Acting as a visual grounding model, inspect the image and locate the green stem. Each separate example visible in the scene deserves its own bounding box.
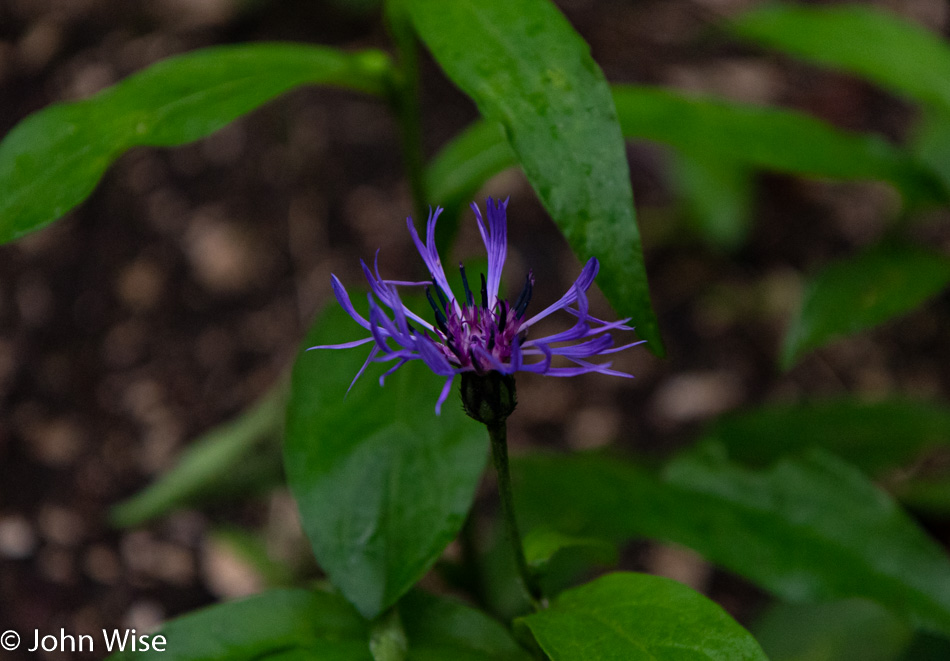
[487,420,544,610]
[385,0,428,218]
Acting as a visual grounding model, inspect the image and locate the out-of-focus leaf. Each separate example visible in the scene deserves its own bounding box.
[285,305,486,618]
[408,0,663,356]
[209,526,294,588]
[782,242,950,368]
[702,398,950,475]
[753,599,913,661]
[110,380,287,527]
[0,44,391,243]
[896,633,950,661]
[613,85,945,204]
[426,120,512,213]
[516,572,768,661]
[400,591,531,661]
[731,4,950,115]
[522,527,617,572]
[513,449,950,636]
[370,609,408,661]
[106,588,372,661]
[892,476,950,516]
[912,111,950,194]
[672,151,755,250]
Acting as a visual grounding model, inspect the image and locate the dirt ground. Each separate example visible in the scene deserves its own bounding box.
[2,1,950,659]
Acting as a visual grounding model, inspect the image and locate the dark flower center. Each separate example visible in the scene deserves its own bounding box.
[425,264,534,374]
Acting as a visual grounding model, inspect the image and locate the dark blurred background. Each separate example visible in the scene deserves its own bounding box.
[2,0,949,658]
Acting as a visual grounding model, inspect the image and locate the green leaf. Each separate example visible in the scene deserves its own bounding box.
[892,476,950,516]
[912,111,950,195]
[672,151,754,250]
[731,4,950,115]
[110,380,287,527]
[513,449,950,637]
[426,120,513,213]
[516,572,768,661]
[371,609,408,661]
[106,588,372,660]
[522,527,617,573]
[285,304,487,619]
[753,599,913,661]
[782,242,950,368]
[702,398,950,475]
[400,591,532,661]
[612,85,945,205]
[0,43,391,244]
[408,0,664,356]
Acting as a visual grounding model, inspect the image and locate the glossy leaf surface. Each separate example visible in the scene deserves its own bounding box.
[0,43,390,243]
[517,572,768,660]
[285,305,487,618]
[782,243,950,367]
[409,0,663,355]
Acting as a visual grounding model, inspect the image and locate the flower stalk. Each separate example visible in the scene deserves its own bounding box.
[487,418,544,610]
[460,371,542,608]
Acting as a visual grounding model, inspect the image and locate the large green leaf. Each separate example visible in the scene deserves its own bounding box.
[702,398,950,475]
[731,4,950,115]
[516,572,767,661]
[782,242,950,368]
[408,0,663,356]
[513,449,950,636]
[285,305,487,618]
[106,588,372,660]
[0,43,391,244]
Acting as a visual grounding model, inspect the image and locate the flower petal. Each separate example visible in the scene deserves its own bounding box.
[330,274,372,330]
[522,257,599,329]
[406,208,459,314]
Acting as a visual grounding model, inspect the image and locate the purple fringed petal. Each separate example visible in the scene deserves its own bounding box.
[346,344,381,394]
[472,197,508,306]
[415,335,457,377]
[522,257,599,329]
[378,358,409,386]
[331,275,372,330]
[434,376,455,414]
[406,208,459,314]
[316,198,642,414]
[363,258,435,332]
[307,336,376,351]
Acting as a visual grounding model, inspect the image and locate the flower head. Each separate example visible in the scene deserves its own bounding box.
[311,198,643,413]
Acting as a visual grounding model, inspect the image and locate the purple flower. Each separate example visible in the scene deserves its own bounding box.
[312,198,644,413]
